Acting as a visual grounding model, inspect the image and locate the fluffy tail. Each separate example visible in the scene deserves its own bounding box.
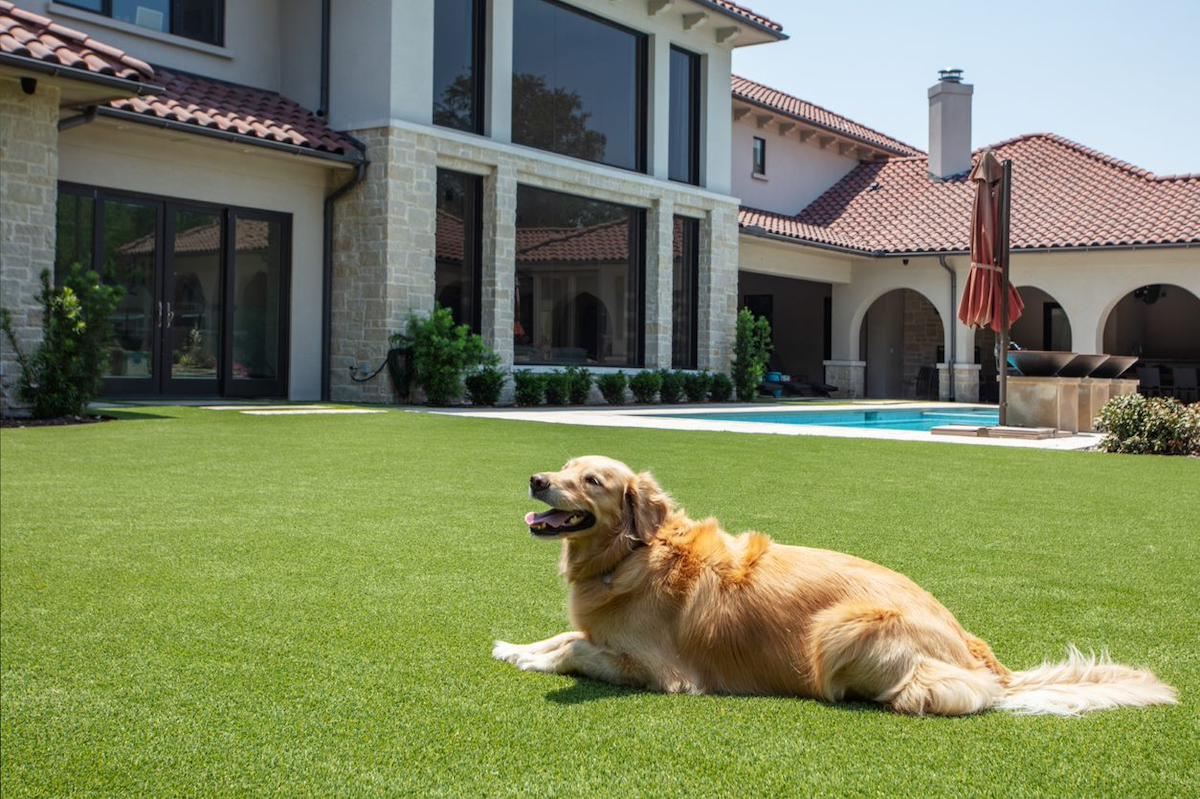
[995,645,1178,716]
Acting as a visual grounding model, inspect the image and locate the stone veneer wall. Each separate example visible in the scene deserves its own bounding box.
[902,289,944,399]
[0,81,59,415]
[329,124,741,403]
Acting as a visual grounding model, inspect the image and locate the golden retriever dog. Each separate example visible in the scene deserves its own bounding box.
[493,456,1177,716]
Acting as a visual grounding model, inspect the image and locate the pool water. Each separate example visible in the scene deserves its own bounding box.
[649,407,1000,432]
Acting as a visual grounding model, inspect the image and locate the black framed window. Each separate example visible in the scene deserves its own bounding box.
[512,0,647,172]
[514,185,645,366]
[752,136,766,175]
[671,216,699,369]
[55,183,289,398]
[435,169,483,332]
[668,46,701,185]
[433,0,486,134]
[60,0,224,46]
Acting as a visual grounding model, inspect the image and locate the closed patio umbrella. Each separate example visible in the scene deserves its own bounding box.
[957,149,1023,424]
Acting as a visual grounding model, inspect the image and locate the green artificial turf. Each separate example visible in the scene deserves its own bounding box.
[2,407,1197,795]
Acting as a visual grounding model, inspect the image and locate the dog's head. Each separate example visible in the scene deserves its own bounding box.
[526,456,672,545]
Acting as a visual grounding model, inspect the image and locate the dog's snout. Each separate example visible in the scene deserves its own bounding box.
[530,474,551,492]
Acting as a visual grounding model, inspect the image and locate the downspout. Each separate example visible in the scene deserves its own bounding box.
[321,157,368,402]
[937,255,957,402]
[317,0,330,118]
[58,105,98,131]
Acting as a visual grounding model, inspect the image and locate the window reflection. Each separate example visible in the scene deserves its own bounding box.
[433,0,484,133]
[514,186,643,366]
[672,217,699,369]
[232,217,283,380]
[435,170,482,331]
[512,0,645,171]
[668,47,700,185]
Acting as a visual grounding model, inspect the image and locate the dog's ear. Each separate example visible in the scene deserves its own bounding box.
[621,471,672,544]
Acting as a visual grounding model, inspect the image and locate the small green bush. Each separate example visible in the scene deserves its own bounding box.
[544,370,572,405]
[597,372,628,405]
[565,365,593,404]
[464,366,506,406]
[0,265,122,418]
[658,369,686,404]
[1095,393,1199,456]
[395,303,495,405]
[629,370,663,404]
[512,371,546,406]
[710,373,734,402]
[732,308,773,401]
[684,371,713,403]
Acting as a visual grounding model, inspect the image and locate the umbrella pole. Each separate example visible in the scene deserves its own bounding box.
[998,159,1013,426]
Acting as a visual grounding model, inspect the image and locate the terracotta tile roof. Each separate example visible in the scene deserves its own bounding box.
[732,75,923,157]
[105,67,359,158]
[705,1,784,34]
[516,220,631,263]
[743,133,1200,254]
[0,0,153,82]
[119,218,271,256]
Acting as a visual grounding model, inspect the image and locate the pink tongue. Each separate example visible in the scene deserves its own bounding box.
[525,510,575,528]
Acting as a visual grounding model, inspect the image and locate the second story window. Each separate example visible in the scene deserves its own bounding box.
[753,136,766,176]
[512,0,647,172]
[61,0,224,46]
[433,0,486,134]
[668,46,700,185]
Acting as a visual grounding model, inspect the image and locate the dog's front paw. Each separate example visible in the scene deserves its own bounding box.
[514,651,562,674]
[492,640,524,664]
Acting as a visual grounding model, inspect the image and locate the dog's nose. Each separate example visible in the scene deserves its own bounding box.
[530,474,550,492]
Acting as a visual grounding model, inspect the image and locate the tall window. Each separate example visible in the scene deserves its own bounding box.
[668,47,700,185]
[512,0,646,172]
[514,186,645,366]
[435,169,483,332]
[672,217,699,369]
[752,136,766,175]
[60,1,223,45]
[433,0,485,134]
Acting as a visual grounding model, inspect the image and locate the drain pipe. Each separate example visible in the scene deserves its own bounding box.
[317,0,330,118]
[58,105,98,132]
[938,255,957,402]
[321,157,368,401]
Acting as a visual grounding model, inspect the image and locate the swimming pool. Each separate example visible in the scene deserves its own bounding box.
[648,407,1000,432]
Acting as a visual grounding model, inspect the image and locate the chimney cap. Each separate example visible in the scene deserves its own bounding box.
[938,68,964,83]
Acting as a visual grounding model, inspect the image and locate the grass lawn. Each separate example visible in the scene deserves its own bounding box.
[2,406,1197,795]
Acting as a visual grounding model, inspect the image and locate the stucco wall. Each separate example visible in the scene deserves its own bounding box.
[58,121,341,401]
[0,79,58,415]
[730,115,860,214]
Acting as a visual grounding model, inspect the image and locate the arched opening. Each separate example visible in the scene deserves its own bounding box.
[973,285,1072,403]
[1102,284,1200,398]
[857,289,944,399]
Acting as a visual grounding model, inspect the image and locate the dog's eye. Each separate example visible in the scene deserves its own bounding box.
[585,475,602,487]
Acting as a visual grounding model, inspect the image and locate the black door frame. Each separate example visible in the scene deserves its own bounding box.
[58,182,291,399]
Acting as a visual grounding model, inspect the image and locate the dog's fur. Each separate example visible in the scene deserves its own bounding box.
[493,456,1177,716]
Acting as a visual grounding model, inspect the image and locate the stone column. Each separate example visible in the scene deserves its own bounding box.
[643,198,674,368]
[949,362,981,402]
[824,360,865,399]
[0,80,59,416]
[481,162,516,369]
[697,202,739,373]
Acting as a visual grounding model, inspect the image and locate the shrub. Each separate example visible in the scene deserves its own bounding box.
[709,373,734,403]
[629,370,663,404]
[731,308,773,401]
[658,369,686,404]
[544,370,572,405]
[684,371,713,403]
[597,371,628,405]
[394,304,495,406]
[1094,393,1199,456]
[0,265,122,418]
[464,366,506,406]
[565,365,593,405]
[512,371,546,406]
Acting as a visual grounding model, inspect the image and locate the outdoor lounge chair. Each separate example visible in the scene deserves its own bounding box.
[759,356,838,398]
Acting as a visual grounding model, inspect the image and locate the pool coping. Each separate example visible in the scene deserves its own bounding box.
[426,401,1103,451]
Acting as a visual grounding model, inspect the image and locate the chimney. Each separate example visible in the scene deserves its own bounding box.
[928,68,973,180]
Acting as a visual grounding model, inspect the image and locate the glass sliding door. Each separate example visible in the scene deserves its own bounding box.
[100,197,160,393]
[225,213,289,397]
[162,207,222,393]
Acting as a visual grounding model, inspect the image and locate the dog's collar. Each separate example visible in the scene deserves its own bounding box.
[600,538,649,586]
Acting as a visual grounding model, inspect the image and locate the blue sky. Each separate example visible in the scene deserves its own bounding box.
[730,0,1200,176]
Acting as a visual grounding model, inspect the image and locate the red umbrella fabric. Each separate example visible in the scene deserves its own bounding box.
[958,149,1024,332]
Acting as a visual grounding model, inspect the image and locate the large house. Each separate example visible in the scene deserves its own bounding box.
[1,1,1196,413]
